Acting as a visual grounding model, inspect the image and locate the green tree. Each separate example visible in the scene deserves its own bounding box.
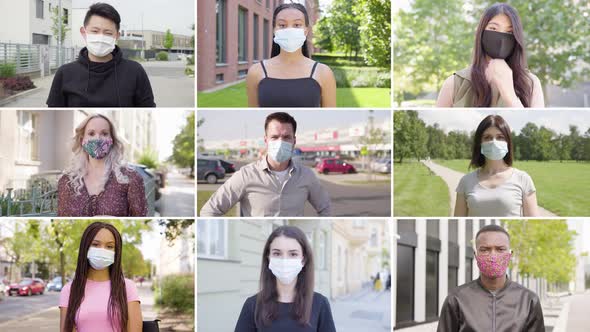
[354,0,391,67]
[50,6,70,45]
[393,111,428,163]
[197,117,205,153]
[163,29,174,51]
[324,0,362,58]
[313,16,334,52]
[171,112,195,176]
[137,148,160,169]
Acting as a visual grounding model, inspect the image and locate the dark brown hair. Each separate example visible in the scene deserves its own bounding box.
[271,3,310,58]
[470,3,533,107]
[470,115,513,169]
[65,222,128,332]
[264,112,297,134]
[255,226,314,327]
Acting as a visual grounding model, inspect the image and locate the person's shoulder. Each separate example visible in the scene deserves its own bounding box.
[511,168,533,180]
[507,280,540,301]
[298,163,317,177]
[312,292,330,305]
[58,60,83,73]
[119,57,145,70]
[61,280,73,292]
[121,166,141,177]
[454,66,472,81]
[460,169,478,182]
[124,278,137,286]
[526,71,541,84]
[445,279,479,301]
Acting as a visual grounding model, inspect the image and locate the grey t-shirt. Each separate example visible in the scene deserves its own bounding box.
[456,168,536,217]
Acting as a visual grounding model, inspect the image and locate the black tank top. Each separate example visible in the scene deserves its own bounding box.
[258,61,322,107]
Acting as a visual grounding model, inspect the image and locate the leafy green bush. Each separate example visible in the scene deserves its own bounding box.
[155,274,194,314]
[185,66,194,76]
[186,55,194,65]
[137,149,159,169]
[156,51,168,61]
[331,67,390,88]
[0,63,16,78]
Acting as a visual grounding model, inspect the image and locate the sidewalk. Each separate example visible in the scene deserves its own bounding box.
[317,172,391,186]
[0,307,59,331]
[422,160,557,216]
[332,286,391,332]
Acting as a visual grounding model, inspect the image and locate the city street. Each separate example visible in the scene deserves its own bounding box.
[157,171,196,217]
[0,291,60,324]
[332,287,391,332]
[197,160,391,216]
[1,60,194,108]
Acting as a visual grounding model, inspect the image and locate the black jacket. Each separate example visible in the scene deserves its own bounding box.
[437,278,545,332]
[47,46,155,107]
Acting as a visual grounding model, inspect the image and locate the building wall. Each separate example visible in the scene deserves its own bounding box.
[158,226,194,276]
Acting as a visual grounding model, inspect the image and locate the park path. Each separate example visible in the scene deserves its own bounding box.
[421,160,557,217]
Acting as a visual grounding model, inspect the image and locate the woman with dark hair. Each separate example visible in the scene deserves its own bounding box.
[455,115,539,217]
[234,226,336,331]
[246,3,336,108]
[59,222,142,332]
[436,3,544,107]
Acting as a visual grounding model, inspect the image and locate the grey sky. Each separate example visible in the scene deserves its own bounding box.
[73,0,194,35]
[198,110,391,141]
[415,110,590,135]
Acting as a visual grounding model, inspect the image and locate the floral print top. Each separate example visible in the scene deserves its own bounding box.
[57,168,148,217]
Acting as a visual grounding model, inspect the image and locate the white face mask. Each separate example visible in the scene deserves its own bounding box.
[87,247,115,270]
[267,139,293,163]
[268,257,304,285]
[481,139,509,161]
[84,29,116,57]
[273,28,306,53]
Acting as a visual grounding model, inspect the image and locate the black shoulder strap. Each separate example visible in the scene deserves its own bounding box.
[260,61,268,78]
[310,61,319,78]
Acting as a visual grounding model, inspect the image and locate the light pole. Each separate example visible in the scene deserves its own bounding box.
[57,0,62,67]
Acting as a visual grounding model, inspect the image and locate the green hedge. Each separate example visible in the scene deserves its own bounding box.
[312,54,390,88]
[156,51,168,61]
[155,274,194,314]
[0,63,16,78]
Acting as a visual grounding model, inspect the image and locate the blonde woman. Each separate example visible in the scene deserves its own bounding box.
[57,114,147,216]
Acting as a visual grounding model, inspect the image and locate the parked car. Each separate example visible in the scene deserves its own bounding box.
[8,278,45,296]
[197,158,226,184]
[128,164,159,216]
[219,160,236,174]
[316,158,357,174]
[370,158,391,173]
[47,276,66,292]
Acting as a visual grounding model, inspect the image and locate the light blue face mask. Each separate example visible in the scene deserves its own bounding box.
[481,139,508,160]
[267,140,293,163]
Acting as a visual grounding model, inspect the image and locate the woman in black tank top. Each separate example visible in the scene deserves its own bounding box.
[246,3,336,108]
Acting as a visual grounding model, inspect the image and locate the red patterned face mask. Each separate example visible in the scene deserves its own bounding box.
[475,252,511,279]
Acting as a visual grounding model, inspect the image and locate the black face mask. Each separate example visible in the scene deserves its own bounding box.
[481,30,515,59]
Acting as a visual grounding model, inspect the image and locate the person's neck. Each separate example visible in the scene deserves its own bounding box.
[276,49,305,64]
[480,274,507,292]
[88,52,113,63]
[87,157,106,173]
[276,281,296,303]
[266,155,290,172]
[481,160,509,174]
[87,268,110,282]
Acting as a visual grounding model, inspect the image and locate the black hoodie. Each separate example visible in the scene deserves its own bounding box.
[47,46,156,107]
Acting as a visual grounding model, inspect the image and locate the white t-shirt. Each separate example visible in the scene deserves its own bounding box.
[270,169,290,184]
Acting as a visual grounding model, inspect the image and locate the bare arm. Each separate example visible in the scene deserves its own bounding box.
[318,64,336,107]
[60,307,77,332]
[246,63,262,107]
[127,301,143,332]
[454,193,468,217]
[436,75,454,107]
[523,191,539,217]
[530,74,545,107]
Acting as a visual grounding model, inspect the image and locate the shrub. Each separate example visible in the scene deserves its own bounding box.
[155,274,194,314]
[0,63,16,78]
[331,67,390,88]
[156,51,169,61]
[185,66,194,76]
[186,55,195,65]
[1,76,35,91]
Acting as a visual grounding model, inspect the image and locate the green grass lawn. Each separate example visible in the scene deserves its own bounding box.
[197,190,237,217]
[394,161,449,216]
[197,81,390,108]
[435,159,590,216]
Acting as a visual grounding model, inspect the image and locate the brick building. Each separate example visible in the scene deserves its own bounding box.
[197,0,319,91]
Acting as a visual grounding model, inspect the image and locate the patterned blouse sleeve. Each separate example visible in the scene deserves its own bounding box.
[57,175,70,216]
[127,169,148,216]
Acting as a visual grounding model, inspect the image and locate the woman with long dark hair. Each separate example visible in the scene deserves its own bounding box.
[455,115,539,217]
[59,222,142,332]
[234,226,336,331]
[436,3,544,107]
[246,3,336,107]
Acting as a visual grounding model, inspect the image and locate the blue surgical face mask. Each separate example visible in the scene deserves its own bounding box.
[481,139,509,160]
[267,139,293,163]
[87,247,115,270]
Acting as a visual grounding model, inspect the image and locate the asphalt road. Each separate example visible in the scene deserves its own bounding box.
[0,291,60,324]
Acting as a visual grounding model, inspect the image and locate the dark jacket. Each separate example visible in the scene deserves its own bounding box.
[47,46,155,107]
[437,277,545,332]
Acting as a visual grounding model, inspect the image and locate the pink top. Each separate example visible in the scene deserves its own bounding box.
[59,278,140,332]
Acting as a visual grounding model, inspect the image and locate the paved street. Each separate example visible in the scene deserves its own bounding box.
[0,291,60,324]
[157,171,196,217]
[332,287,391,332]
[197,160,391,216]
[1,60,194,108]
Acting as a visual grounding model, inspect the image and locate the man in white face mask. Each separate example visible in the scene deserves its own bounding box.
[47,3,155,107]
[201,112,332,217]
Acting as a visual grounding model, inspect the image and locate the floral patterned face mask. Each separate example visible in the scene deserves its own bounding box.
[475,251,511,279]
[82,138,113,159]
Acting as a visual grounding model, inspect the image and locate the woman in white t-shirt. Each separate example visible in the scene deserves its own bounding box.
[455,115,539,217]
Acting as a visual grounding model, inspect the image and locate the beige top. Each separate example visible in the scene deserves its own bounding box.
[453,67,506,107]
[200,158,332,217]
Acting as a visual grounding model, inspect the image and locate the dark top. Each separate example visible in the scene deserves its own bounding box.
[57,168,148,217]
[47,46,156,107]
[258,61,322,107]
[235,292,336,332]
[437,278,545,332]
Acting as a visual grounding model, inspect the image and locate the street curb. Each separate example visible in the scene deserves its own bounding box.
[0,306,57,328]
[0,87,42,106]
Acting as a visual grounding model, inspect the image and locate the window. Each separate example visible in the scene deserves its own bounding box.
[17,111,39,161]
[337,246,342,282]
[238,69,248,78]
[266,0,270,10]
[425,250,439,320]
[318,231,326,269]
[253,14,259,60]
[63,8,69,24]
[197,220,227,259]
[216,73,224,84]
[216,0,226,63]
[36,0,44,19]
[465,258,473,282]
[238,7,248,62]
[396,244,414,325]
[263,19,269,59]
